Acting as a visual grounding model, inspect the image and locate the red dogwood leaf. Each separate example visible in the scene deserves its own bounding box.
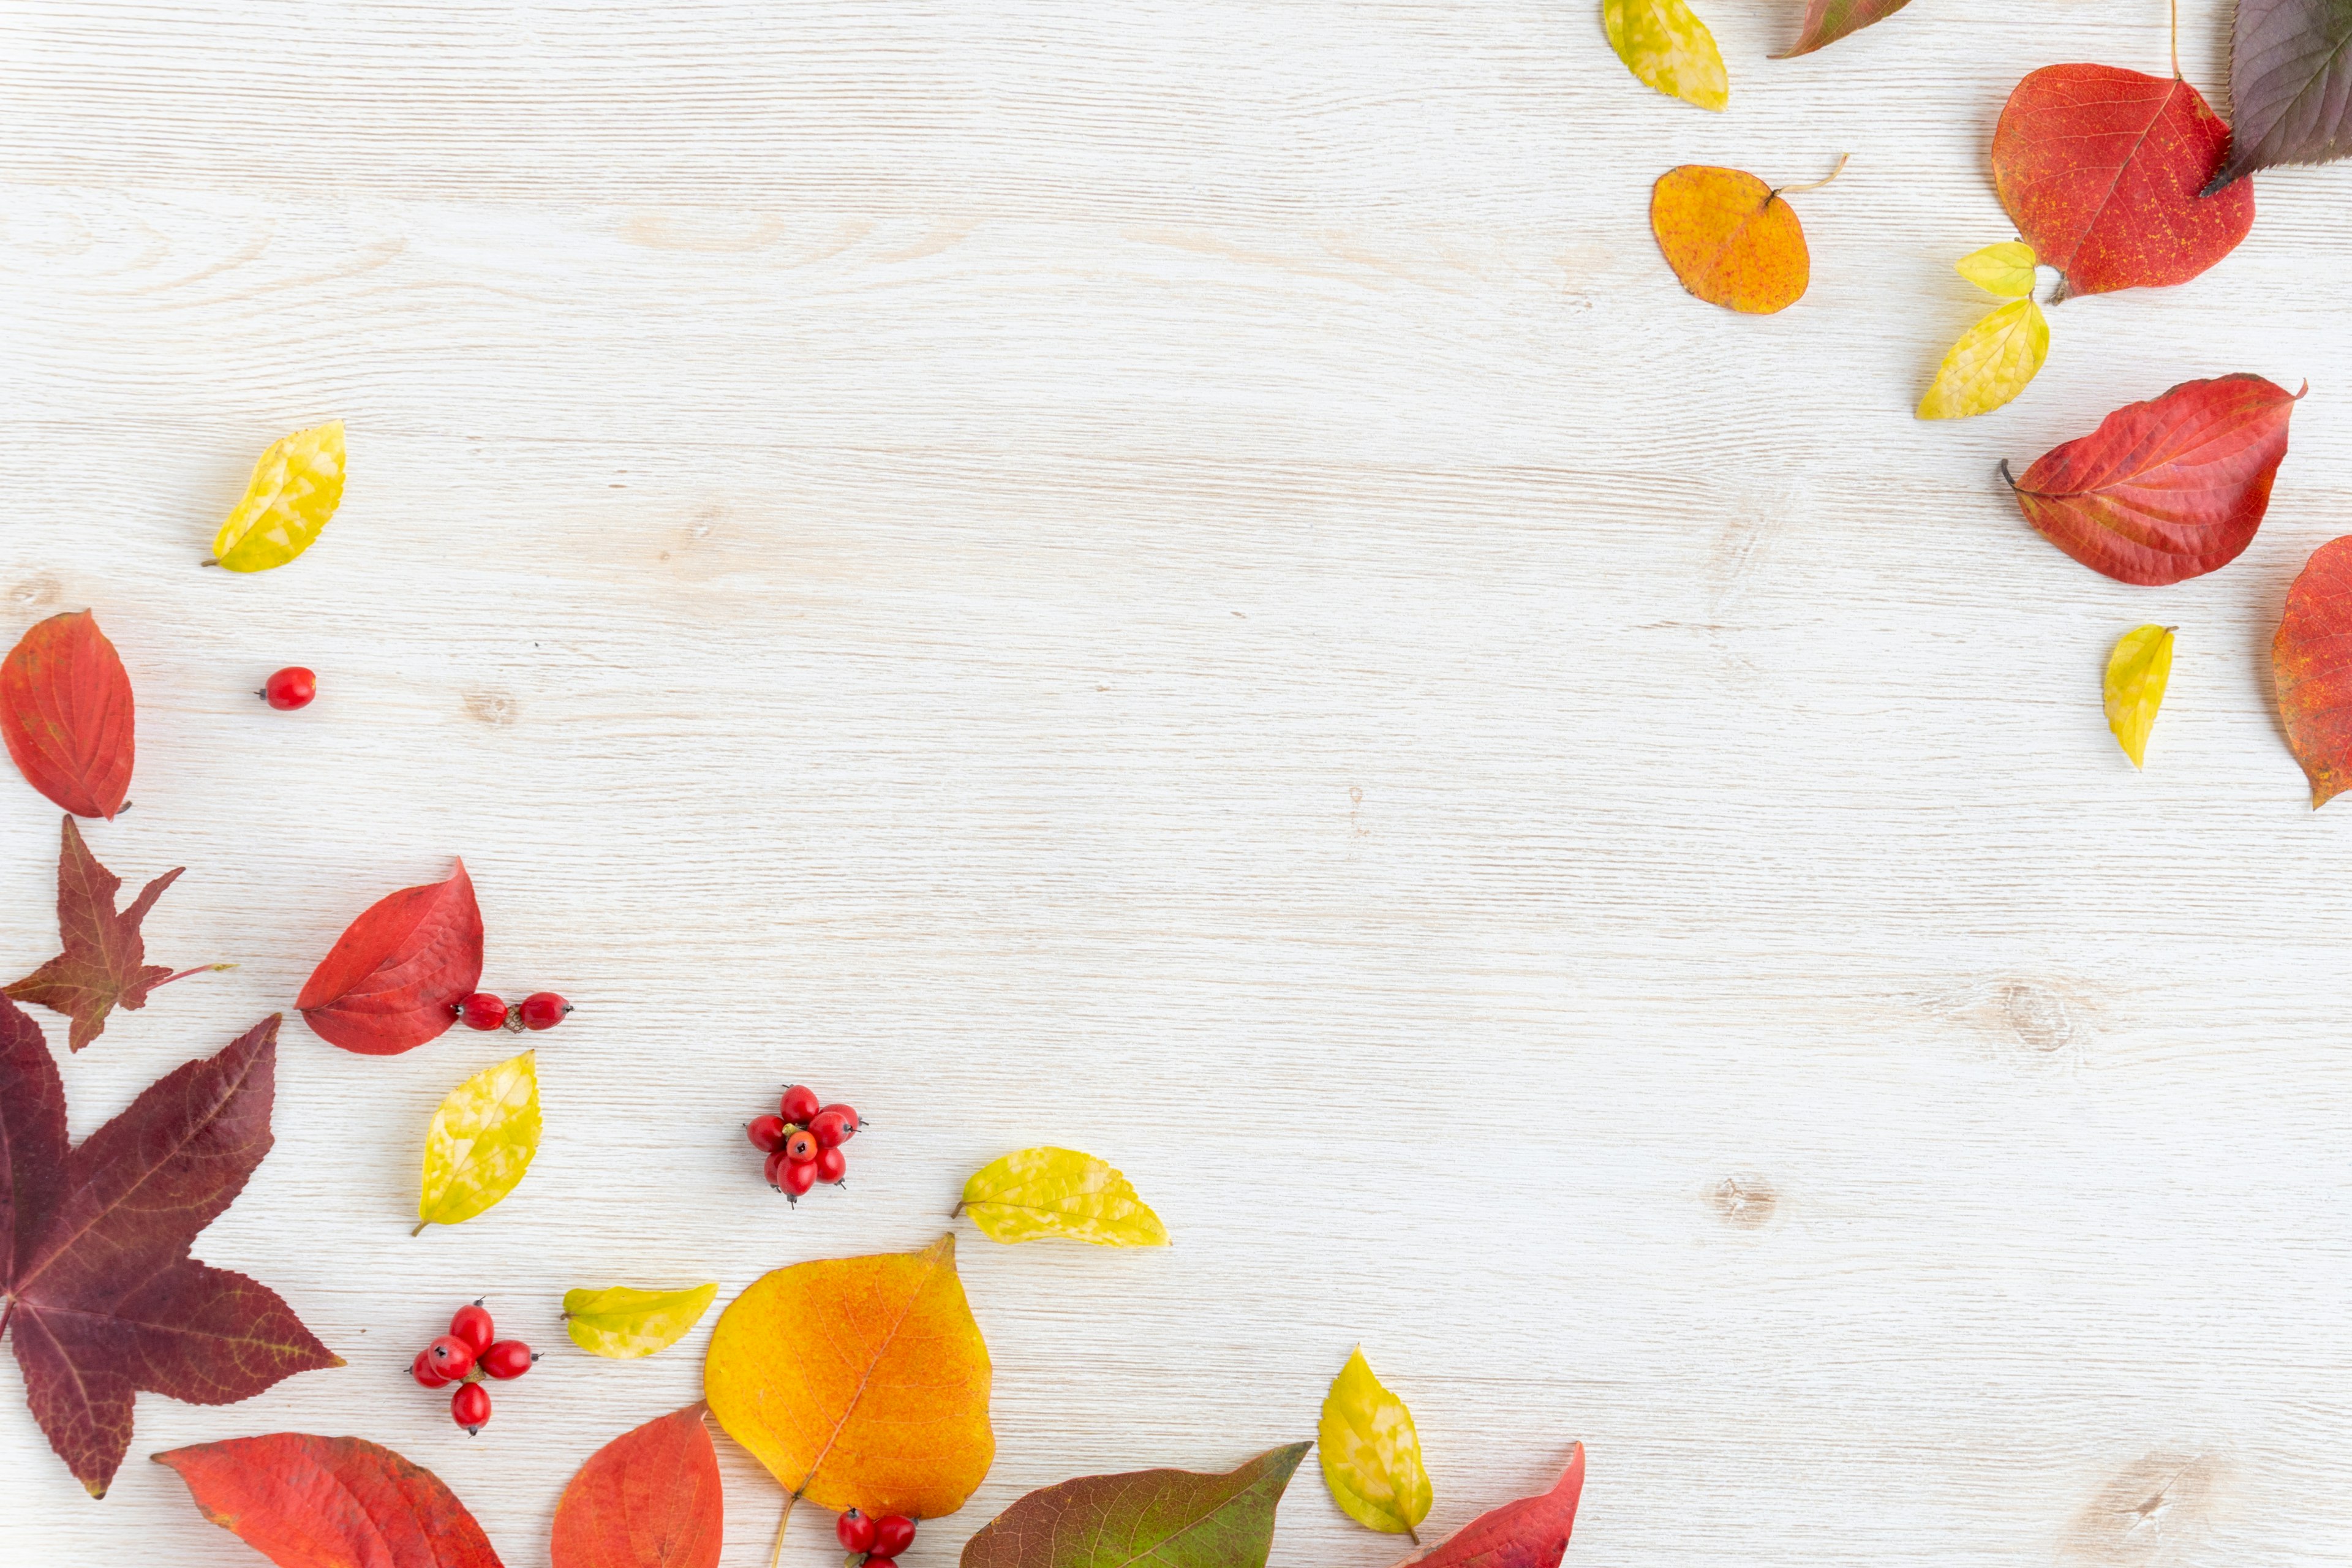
[2274,536,2352,807]
[0,1007,340,1496]
[297,859,483,1054]
[1771,0,1912,58]
[2000,374,2303,585]
[156,1433,503,1567]
[0,610,134,820]
[1991,65,2254,296]
[1393,1445,1585,1568]
[5,816,228,1052]
[552,1404,725,1568]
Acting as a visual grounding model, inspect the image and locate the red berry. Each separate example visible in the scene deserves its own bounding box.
[411,1349,451,1389]
[785,1128,819,1163]
[747,1114,788,1153]
[781,1158,818,1200]
[780,1084,822,1124]
[818,1104,861,1142]
[262,666,317,710]
[451,1380,492,1434]
[479,1339,537,1379]
[449,1302,496,1355]
[872,1515,917,1557]
[837,1511,878,1553]
[455,992,508,1031]
[808,1109,850,1149]
[815,1145,847,1184]
[867,1559,897,1568]
[425,1335,477,1379]
[763,1148,792,1187]
[518,992,571,1030]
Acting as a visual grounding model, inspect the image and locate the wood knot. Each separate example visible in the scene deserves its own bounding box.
[9,573,60,610]
[1709,1172,1777,1229]
[1999,980,2078,1054]
[2061,1451,2225,1564]
[463,688,520,727]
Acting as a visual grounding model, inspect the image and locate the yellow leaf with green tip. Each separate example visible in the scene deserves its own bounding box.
[2105,624,2174,769]
[1954,241,2037,298]
[1318,1346,1432,1537]
[563,1283,719,1359]
[959,1146,1169,1246]
[1917,297,2048,420]
[415,1050,539,1234]
[211,422,346,571]
[1604,0,1728,111]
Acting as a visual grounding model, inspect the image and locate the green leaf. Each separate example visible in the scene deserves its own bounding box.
[959,1147,1169,1246]
[562,1283,719,1359]
[1318,1346,1431,1536]
[960,1444,1308,1568]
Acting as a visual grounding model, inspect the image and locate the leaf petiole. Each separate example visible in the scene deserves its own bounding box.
[770,1492,799,1568]
[1772,151,1850,198]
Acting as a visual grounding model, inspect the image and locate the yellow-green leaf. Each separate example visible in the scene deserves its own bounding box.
[959,1147,1169,1246]
[562,1282,719,1359]
[211,421,346,572]
[1317,1346,1431,1537]
[1917,298,2049,420]
[1954,241,2037,298]
[415,1050,540,1234]
[2105,624,2174,769]
[1604,0,1728,112]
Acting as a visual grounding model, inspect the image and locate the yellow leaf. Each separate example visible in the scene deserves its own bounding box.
[562,1283,719,1359]
[1317,1346,1431,1538]
[2105,624,2174,769]
[211,421,346,572]
[1954,241,2037,298]
[959,1147,1169,1246]
[704,1234,992,1518]
[1916,298,2048,420]
[415,1050,540,1234]
[1604,0,1728,112]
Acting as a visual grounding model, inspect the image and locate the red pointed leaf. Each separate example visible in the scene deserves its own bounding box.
[1771,0,1912,58]
[0,609,134,819]
[552,1404,725,1568]
[1395,1445,1585,1568]
[2209,0,2352,190]
[1991,65,2254,296]
[0,1009,339,1494]
[2005,375,2302,585]
[2274,536,2352,807]
[156,1433,503,1567]
[296,859,483,1054]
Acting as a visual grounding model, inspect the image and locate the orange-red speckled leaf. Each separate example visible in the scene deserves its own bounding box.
[552,1405,724,1568]
[1650,166,1810,314]
[0,611,133,820]
[2274,536,2352,807]
[156,1433,500,1567]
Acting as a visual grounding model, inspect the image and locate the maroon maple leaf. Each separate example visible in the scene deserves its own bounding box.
[0,1001,341,1496]
[5,815,226,1052]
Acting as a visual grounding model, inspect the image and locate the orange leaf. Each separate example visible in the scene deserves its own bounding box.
[1649,166,1812,314]
[0,609,134,820]
[155,1433,499,1567]
[2274,536,2352,807]
[552,1405,725,1568]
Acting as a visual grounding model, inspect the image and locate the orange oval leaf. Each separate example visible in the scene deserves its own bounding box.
[552,1405,724,1568]
[296,860,484,1054]
[155,1433,502,1567]
[1649,167,1810,315]
[0,610,134,820]
[2275,536,2352,808]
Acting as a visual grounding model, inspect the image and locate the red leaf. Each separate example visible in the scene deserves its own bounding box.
[2003,375,2303,585]
[156,1433,503,1567]
[1991,66,2254,296]
[0,609,134,820]
[2274,537,2352,807]
[296,859,484,1054]
[1395,1445,1585,1568]
[552,1404,725,1568]
[0,1007,340,1495]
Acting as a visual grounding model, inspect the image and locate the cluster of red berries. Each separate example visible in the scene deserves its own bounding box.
[454,990,573,1032]
[410,1302,539,1434]
[259,666,317,710]
[747,1084,861,1202]
[837,1510,919,1565]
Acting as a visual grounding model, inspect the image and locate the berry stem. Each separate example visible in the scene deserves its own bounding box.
[769,1494,799,1568]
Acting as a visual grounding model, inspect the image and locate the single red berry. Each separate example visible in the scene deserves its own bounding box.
[867,1558,897,1568]
[412,1349,452,1389]
[479,1339,537,1379]
[780,1084,822,1124]
[808,1109,851,1149]
[815,1145,847,1184]
[425,1335,477,1379]
[763,1148,792,1188]
[818,1103,861,1141]
[451,1379,492,1434]
[785,1128,819,1163]
[872,1515,917,1557]
[455,992,508,1031]
[837,1510,878,1553]
[781,1158,818,1200]
[450,1301,496,1356]
[261,666,317,710]
[518,992,571,1030]
[747,1114,788,1153]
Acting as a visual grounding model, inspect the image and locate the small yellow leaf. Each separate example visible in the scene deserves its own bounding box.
[415,1050,540,1234]
[1954,241,2038,298]
[2105,624,2174,769]
[1317,1346,1431,1537]
[1604,0,1728,112]
[959,1147,1170,1246]
[211,422,346,572]
[563,1283,719,1359]
[1917,297,2049,420]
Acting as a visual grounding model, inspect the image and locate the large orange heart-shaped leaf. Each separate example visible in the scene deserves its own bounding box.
[154,1433,502,1567]
[296,860,484,1054]
[704,1234,992,1520]
[0,609,134,820]
[2274,536,2352,807]
[552,1405,724,1568]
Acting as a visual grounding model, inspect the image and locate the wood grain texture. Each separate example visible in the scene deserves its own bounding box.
[5,1,2352,1564]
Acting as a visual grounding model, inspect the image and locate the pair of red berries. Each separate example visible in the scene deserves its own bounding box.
[410,1301,539,1434]
[837,1509,918,1564]
[747,1084,861,1202]
[259,666,317,710]
[455,990,573,1032]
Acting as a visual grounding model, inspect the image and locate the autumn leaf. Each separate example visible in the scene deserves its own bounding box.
[959,1147,1169,1246]
[211,421,347,572]
[960,1444,1309,1568]
[1953,241,2037,298]
[416,1050,540,1234]
[1918,298,2049,420]
[2105,625,2175,769]
[2274,537,2352,806]
[1,609,134,820]
[1603,0,1727,111]
[2208,0,2352,190]
[704,1234,992,1520]
[1389,1446,1586,1568]
[2000,375,2302,584]
[1319,1346,1431,1538]
[156,1433,501,1566]
[1991,65,2253,297]
[1772,0,1912,58]
[297,859,484,1054]
[1649,159,1846,315]
[0,1006,340,1496]
[564,1283,719,1359]
[552,1405,725,1568]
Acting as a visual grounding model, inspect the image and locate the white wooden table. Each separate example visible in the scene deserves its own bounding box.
[6,2,2350,1564]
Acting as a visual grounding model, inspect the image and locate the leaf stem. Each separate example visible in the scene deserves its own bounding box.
[2169,0,2181,79]
[1997,459,2019,491]
[153,962,238,989]
[1773,152,1850,198]
[411,1219,431,1237]
[770,1493,799,1568]
[1408,1525,1422,1545]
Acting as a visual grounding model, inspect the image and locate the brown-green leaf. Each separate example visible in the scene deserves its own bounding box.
[959,1444,1308,1568]
[1772,0,1912,57]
